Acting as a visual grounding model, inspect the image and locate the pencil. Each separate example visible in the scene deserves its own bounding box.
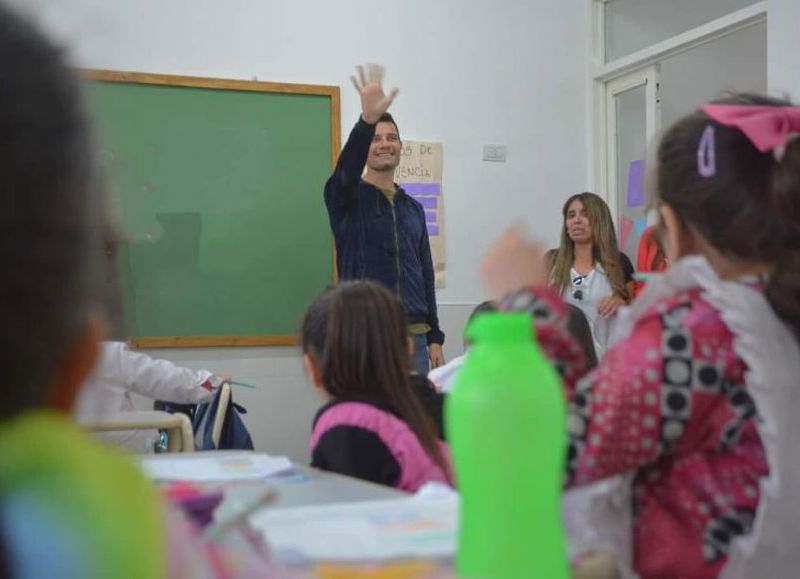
[202,488,277,542]
[228,380,257,389]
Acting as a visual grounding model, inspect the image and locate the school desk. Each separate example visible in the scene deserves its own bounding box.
[145,452,618,578]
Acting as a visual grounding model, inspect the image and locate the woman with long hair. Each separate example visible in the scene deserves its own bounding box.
[548,192,635,354]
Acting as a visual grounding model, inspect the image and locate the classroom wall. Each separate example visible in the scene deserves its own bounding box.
[603,0,759,62]
[768,0,800,100]
[14,0,590,461]
[659,21,766,129]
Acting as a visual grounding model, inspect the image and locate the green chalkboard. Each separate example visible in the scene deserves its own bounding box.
[85,71,340,347]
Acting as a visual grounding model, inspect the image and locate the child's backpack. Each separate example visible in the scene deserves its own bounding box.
[193,383,254,450]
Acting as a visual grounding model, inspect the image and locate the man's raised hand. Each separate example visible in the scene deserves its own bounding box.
[351,64,399,125]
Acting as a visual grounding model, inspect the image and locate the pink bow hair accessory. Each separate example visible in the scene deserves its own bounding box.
[702,104,800,161]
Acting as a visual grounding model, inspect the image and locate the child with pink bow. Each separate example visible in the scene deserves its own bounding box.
[481,94,800,578]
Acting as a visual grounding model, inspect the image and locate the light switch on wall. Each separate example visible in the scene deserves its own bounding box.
[483,144,507,162]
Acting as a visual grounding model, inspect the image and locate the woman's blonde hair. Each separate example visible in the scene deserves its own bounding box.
[549,192,629,300]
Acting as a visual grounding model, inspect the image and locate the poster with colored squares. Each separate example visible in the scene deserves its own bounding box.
[395,141,446,288]
[619,159,650,262]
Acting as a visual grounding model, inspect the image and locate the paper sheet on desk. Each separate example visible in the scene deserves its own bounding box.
[252,480,628,567]
[140,453,292,482]
[251,482,459,562]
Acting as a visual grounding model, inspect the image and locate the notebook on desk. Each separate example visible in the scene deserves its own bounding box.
[139,452,292,482]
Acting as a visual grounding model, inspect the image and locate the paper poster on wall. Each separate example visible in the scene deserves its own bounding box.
[620,216,634,250]
[396,141,446,288]
[627,160,645,209]
[635,216,649,237]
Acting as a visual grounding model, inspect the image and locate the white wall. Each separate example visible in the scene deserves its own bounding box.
[12,0,590,461]
[659,21,767,129]
[604,0,760,61]
[768,0,800,99]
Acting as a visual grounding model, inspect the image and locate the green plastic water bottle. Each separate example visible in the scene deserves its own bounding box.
[446,312,568,579]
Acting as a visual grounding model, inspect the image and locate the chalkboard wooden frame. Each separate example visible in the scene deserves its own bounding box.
[84,69,340,348]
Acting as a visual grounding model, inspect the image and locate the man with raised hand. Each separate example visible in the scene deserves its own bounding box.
[324,64,445,374]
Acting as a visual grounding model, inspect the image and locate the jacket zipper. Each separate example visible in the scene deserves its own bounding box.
[390,200,401,294]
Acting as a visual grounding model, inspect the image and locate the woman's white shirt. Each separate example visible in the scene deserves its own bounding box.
[564,264,615,357]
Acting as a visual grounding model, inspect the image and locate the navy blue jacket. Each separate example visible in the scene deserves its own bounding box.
[324,118,444,345]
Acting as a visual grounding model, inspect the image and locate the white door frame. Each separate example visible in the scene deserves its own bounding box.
[601,66,660,223]
[593,1,767,82]
[587,0,768,198]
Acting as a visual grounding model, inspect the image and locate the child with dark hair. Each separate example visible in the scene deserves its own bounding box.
[481,94,800,577]
[428,301,597,394]
[565,304,598,370]
[302,281,452,491]
[0,4,270,576]
[428,301,497,392]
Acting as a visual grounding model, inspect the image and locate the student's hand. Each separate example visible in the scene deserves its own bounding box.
[429,344,445,369]
[350,63,399,125]
[480,225,548,302]
[205,374,232,392]
[598,295,626,318]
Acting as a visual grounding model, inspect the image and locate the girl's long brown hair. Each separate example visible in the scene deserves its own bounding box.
[549,192,629,300]
[301,281,449,477]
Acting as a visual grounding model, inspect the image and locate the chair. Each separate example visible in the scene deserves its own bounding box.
[78,410,195,453]
[210,382,232,449]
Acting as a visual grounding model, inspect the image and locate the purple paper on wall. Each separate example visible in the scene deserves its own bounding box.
[401,182,441,195]
[427,224,440,236]
[415,197,438,210]
[627,160,645,208]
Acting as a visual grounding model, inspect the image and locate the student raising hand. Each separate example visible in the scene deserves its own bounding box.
[480,225,549,302]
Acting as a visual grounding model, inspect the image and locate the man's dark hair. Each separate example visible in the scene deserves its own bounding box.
[378,112,400,139]
[0,3,108,420]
